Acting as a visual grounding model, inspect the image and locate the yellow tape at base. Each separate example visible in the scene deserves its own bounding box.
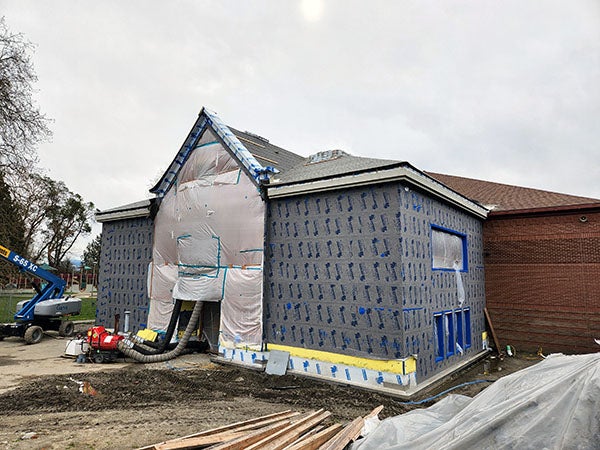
[268,343,417,375]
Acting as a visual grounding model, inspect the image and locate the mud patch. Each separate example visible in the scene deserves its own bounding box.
[0,355,17,366]
[0,364,418,421]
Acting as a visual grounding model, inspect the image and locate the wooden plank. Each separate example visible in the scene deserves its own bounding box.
[284,424,343,450]
[206,421,292,450]
[484,307,503,355]
[285,425,325,446]
[318,417,364,450]
[245,410,331,450]
[157,419,296,450]
[155,430,250,450]
[364,405,383,419]
[140,410,297,450]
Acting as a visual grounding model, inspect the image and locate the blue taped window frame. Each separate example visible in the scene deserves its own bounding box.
[430,224,468,272]
[435,309,466,362]
[464,307,472,348]
[434,312,444,362]
[455,308,463,352]
[445,310,454,357]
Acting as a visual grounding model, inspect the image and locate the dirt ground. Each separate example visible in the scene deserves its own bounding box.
[0,325,541,450]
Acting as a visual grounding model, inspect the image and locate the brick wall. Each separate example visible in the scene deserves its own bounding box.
[484,210,600,353]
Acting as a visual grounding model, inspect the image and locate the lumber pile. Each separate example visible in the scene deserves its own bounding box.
[140,406,383,450]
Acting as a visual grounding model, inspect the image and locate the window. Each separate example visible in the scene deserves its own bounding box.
[431,225,467,271]
[464,308,471,348]
[434,307,472,362]
[445,311,454,356]
[434,313,444,361]
[456,309,463,352]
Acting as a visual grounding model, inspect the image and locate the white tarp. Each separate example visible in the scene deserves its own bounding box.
[352,353,600,450]
[146,128,266,347]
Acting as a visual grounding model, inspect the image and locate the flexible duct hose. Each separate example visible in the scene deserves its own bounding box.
[118,301,203,363]
[132,300,183,355]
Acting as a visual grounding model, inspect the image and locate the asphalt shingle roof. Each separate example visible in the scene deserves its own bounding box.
[269,151,404,185]
[426,172,600,212]
[229,127,305,174]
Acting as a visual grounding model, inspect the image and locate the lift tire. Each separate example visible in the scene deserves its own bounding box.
[24,325,43,345]
[59,320,75,337]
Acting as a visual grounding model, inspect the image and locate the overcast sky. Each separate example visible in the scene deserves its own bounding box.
[2,0,599,255]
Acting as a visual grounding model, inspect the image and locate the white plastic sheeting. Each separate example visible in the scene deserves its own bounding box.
[432,228,464,270]
[147,128,265,348]
[352,353,600,450]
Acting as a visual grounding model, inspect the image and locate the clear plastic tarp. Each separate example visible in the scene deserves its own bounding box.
[352,352,600,450]
[147,128,265,348]
[432,228,464,270]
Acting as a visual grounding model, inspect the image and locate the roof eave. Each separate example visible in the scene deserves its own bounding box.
[96,208,152,223]
[266,165,489,219]
[488,202,600,218]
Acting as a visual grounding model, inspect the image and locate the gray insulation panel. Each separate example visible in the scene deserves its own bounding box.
[97,217,154,332]
[264,182,486,381]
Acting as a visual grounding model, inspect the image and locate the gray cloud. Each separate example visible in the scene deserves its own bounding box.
[2,0,598,217]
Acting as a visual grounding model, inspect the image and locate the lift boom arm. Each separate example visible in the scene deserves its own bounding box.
[0,244,67,322]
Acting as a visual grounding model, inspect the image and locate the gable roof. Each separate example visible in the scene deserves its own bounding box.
[150,108,284,197]
[426,172,600,214]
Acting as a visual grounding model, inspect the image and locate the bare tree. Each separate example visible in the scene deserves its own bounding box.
[0,16,51,174]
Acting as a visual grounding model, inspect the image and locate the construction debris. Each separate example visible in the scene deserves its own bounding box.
[140,406,383,450]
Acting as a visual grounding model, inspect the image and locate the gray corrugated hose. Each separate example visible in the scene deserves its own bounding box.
[117,301,203,363]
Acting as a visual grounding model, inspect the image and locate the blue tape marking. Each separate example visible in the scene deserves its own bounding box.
[196,141,219,148]
[221,267,228,299]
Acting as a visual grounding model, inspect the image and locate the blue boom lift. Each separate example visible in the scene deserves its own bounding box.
[0,244,81,344]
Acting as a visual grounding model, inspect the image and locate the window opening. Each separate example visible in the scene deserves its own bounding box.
[445,311,454,356]
[431,225,467,271]
[456,309,463,354]
[434,313,444,361]
[465,307,471,348]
